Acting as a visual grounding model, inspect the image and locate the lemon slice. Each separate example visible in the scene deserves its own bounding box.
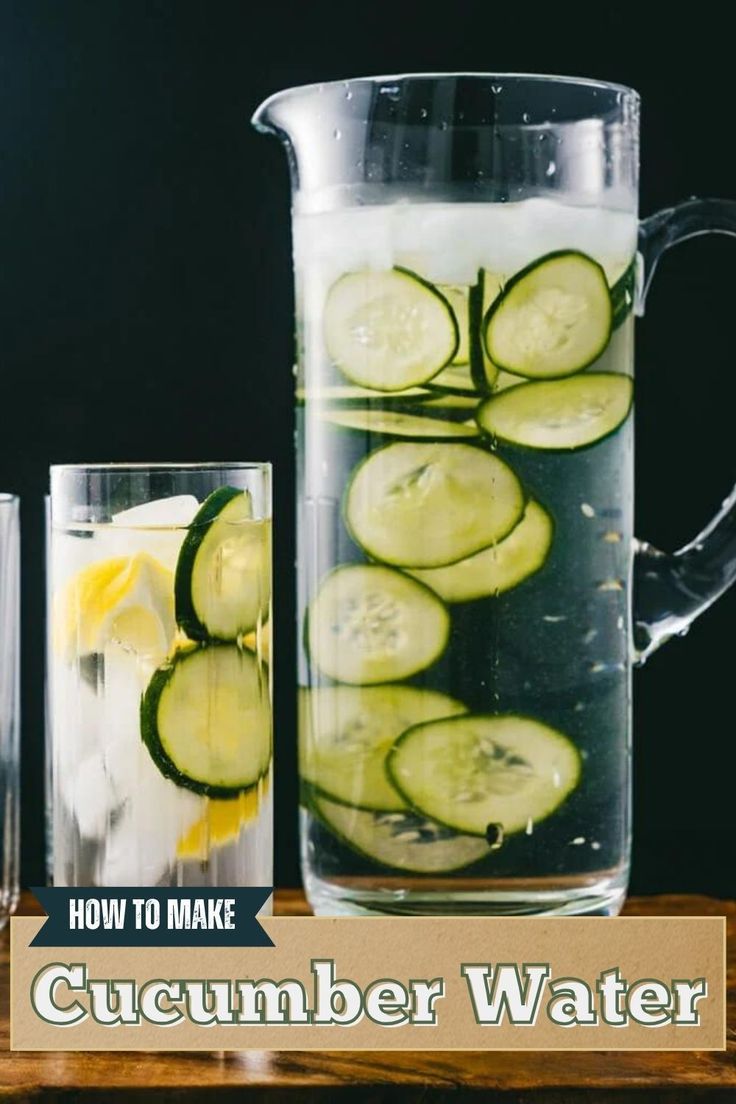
[176,777,269,860]
[54,552,175,661]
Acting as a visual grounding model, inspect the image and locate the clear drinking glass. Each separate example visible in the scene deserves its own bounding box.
[48,464,272,890]
[0,494,20,927]
[254,73,736,917]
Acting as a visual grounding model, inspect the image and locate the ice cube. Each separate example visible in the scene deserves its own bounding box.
[73,754,113,840]
[112,495,200,529]
[109,494,200,569]
[98,767,200,886]
[101,641,155,804]
[51,662,106,798]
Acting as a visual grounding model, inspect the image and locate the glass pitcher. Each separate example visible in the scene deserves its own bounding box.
[253,73,736,917]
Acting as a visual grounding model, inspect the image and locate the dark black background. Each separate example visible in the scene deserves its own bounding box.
[1,0,734,895]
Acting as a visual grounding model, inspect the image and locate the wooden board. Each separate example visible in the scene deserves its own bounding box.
[0,891,733,1101]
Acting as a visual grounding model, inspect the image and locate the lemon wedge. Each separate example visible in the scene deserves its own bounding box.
[54,552,175,661]
[176,777,269,860]
[244,620,270,662]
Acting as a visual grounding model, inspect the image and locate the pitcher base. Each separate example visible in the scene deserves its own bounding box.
[304,870,628,918]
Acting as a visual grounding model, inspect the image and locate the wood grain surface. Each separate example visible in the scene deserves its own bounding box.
[0,890,733,1102]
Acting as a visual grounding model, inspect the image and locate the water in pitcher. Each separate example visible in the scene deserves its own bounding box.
[296,197,637,916]
[49,492,272,888]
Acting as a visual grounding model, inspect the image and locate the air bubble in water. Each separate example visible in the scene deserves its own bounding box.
[581,502,596,518]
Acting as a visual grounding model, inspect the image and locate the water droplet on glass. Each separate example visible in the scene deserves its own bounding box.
[574,702,585,713]
[522,111,530,123]
[333,128,341,141]
[603,530,622,543]
[581,502,596,518]
[597,579,624,592]
[545,160,556,177]
[617,615,625,630]
[419,107,428,119]
[525,818,534,835]
[582,628,598,645]
[345,90,353,101]
[591,841,601,851]
[570,836,586,846]
[543,614,566,624]
[491,83,502,94]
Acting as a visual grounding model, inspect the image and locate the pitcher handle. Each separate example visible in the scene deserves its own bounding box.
[634,197,736,663]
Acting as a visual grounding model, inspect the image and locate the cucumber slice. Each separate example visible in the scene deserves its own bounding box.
[296,384,430,403]
[306,564,449,684]
[424,363,477,395]
[409,500,553,602]
[484,251,613,379]
[313,795,491,873]
[611,257,636,330]
[316,408,477,440]
[141,644,271,797]
[387,714,581,837]
[418,393,480,412]
[470,269,503,391]
[175,487,271,642]
[323,268,459,392]
[345,442,525,568]
[299,684,466,811]
[477,373,633,451]
[440,285,470,365]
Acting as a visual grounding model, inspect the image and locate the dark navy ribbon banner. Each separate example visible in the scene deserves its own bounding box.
[30,887,274,947]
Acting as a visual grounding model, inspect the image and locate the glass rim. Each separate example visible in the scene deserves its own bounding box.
[253,70,640,122]
[50,461,272,474]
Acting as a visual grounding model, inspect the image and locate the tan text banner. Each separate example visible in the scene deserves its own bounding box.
[11,915,725,1050]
